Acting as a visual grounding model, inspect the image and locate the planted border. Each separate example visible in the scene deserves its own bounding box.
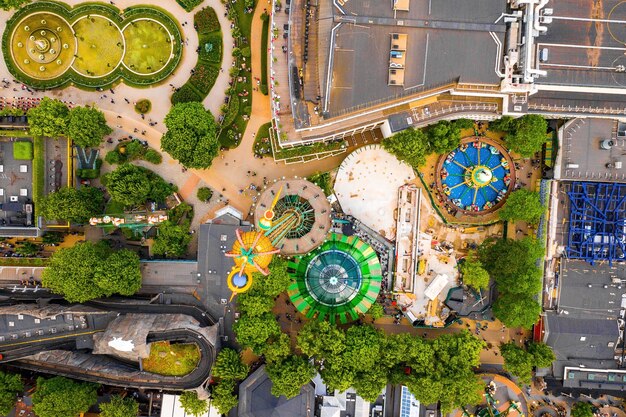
[2,1,183,89]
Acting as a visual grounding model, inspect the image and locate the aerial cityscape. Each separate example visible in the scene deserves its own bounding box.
[0,0,624,416]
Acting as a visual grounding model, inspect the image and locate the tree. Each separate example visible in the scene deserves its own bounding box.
[499,189,545,224]
[104,164,174,207]
[266,355,316,399]
[32,376,98,417]
[236,288,275,317]
[296,320,346,359]
[382,128,430,168]
[0,371,23,415]
[211,380,238,415]
[213,348,249,381]
[253,257,292,297]
[93,249,142,296]
[453,118,475,130]
[504,115,548,157]
[152,221,192,258]
[42,242,142,302]
[233,312,281,353]
[16,241,40,256]
[162,102,220,168]
[500,342,535,383]
[366,302,384,321]
[459,251,490,290]
[571,403,594,417]
[178,392,208,417]
[27,97,69,138]
[100,395,139,417]
[343,325,384,371]
[352,365,387,402]
[39,186,104,223]
[67,106,112,148]
[262,333,291,364]
[197,187,213,202]
[488,116,514,132]
[0,0,31,11]
[492,293,541,329]
[425,120,462,154]
[527,342,555,368]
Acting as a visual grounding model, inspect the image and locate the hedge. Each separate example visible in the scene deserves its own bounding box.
[190,63,220,94]
[199,32,223,63]
[222,97,240,128]
[32,137,44,217]
[171,83,203,104]
[176,0,202,12]
[194,7,220,34]
[260,16,269,95]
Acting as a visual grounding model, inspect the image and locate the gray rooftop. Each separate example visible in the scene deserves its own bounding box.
[562,367,626,392]
[238,365,315,417]
[556,118,626,182]
[320,0,505,116]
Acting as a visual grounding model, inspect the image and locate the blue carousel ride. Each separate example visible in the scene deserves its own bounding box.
[440,139,512,213]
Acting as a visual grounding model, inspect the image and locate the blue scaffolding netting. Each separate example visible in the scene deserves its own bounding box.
[566,181,626,264]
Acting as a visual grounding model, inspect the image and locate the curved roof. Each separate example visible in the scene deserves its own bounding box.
[287,233,382,324]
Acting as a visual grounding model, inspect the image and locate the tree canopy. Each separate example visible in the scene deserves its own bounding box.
[103,164,175,207]
[499,189,545,224]
[237,287,275,317]
[490,115,548,158]
[382,128,430,168]
[425,120,462,154]
[459,251,490,290]
[162,102,220,168]
[99,395,139,417]
[263,333,292,364]
[500,342,555,383]
[41,241,142,302]
[178,392,208,417]
[0,371,23,415]
[27,97,69,138]
[571,403,594,417]
[266,355,317,399]
[211,380,239,415]
[39,186,104,223]
[233,312,281,354]
[151,220,192,258]
[67,106,112,148]
[213,348,249,381]
[32,376,98,417]
[492,293,542,329]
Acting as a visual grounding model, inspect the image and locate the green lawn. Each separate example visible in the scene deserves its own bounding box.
[13,141,33,160]
[73,16,124,76]
[142,342,200,376]
[32,137,44,217]
[253,122,271,157]
[260,16,269,95]
[122,20,173,74]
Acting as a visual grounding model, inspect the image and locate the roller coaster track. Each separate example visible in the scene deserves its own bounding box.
[0,297,218,390]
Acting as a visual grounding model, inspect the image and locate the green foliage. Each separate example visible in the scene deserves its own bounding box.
[497,115,548,157]
[16,241,40,257]
[527,341,556,368]
[492,294,542,329]
[211,380,238,415]
[197,187,213,202]
[27,97,69,138]
[237,288,275,317]
[453,118,475,130]
[308,172,333,196]
[171,83,203,103]
[0,371,23,415]
[459,251,490,290]
[213,348,250,381]
[134,99,152,114]
[39,186,104,223]
[266,355,316,399]
[178,392,208,417]
[13,141,33,160]
[42,231,63,245]
[221,96,240,128]
[190,63,219,94]
[0,107,25,116]
[297,320,346,359]
[194,7,221,34]
[572,403,594,417]
[176,0,202,11]
[251,257,293,297]
[260,16,269,95]
[199,33,223,63]
[42,242,142,302]
[105,140,162,165]
[162,102,220,169]
[263,333,291,364]
[104,164,175,207]
[152,221,192,258]
[67,106,112,148]
[105,150,122,164]
[100,395,139,417]
[382,128,429,168]
[143,149,162,164]
[425,120,462,155]
[234,312,281,353]
[76,168,100,179]
[499,189,545,224]
[500,342,555,383]
[32,376,98,417]
[367,302,384,320]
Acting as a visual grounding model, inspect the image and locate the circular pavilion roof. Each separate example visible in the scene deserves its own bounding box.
[254,179,332,255]
[287,233,382,324]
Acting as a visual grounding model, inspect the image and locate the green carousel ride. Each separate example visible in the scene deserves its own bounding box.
[287,232,382,324]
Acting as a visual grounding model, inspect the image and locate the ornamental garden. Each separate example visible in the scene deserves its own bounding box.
[2,1,183,88]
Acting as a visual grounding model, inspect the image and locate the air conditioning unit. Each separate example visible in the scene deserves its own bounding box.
[601,139,615,149]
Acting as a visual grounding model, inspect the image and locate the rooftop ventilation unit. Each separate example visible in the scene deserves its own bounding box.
[601,139,615,150]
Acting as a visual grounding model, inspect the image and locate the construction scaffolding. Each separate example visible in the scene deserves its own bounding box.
[566,181,626,264]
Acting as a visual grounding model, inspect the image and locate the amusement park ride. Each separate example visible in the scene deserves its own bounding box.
[462,381,524,417]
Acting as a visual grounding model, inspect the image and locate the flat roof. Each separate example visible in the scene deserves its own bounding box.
[562,367,626,392]
[556,118,626,182]
[536,0,626,89]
